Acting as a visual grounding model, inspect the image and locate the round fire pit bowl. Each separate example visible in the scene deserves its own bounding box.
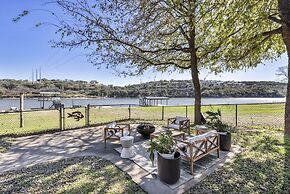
[136,123,156,139]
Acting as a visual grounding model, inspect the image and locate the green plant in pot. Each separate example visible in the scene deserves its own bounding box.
[148,131,180,184]
[205,109,232,151]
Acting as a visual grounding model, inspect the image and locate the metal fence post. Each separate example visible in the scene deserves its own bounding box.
[59,105,63,130]
[128,105,131,120]
[162,106,164,120]
[20,93,24,128]
[86,104,90,126]
[185,106,188,117]
[63,106,65,130]
[235,104,238,127]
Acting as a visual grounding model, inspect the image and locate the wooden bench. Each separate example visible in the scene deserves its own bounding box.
[175,129,220,175]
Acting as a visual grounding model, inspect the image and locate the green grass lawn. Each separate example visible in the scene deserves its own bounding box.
[187,128,290,194]
[0,103,285,137]
[0,127,288,193]
[0,156,145,194]
[131,103,285,127]
[89,106,129,124]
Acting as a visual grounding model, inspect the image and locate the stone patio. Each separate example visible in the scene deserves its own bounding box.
[115,140,241,191]
[0,124,242,194]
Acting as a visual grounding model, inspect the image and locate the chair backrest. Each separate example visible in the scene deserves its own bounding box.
[187,134,206,144]
[187,130,217,144]
[174,116,188,124]
[106,122,117,128]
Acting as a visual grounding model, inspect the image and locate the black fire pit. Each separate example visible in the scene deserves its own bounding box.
[136,123,155,139]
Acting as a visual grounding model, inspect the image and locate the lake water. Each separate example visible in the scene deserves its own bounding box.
[0,97,286,111]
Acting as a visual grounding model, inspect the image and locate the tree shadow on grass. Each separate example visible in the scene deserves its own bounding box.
[187,130,290,194]
[252,131,290,193]
[0,137,12,153]
[282,134,290,193]
[0,156,144,194]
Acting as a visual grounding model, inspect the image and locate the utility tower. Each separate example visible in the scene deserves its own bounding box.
[32,68,42,82]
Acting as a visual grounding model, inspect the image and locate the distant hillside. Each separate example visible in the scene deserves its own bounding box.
[0,79,286,98]
[125,80,287,98]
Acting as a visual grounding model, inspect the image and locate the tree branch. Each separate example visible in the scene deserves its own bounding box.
[268,15,284,24]
[251,27,282,41]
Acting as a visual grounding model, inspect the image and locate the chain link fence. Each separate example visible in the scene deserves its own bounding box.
[129,103,284,128]
[131,106,163,121]
[0,112,20,136]
[89,105,129,125]
[236,103,284,128]
[64,107,86,129]
[202,104,237,126]
[0,102,285,136]
[0,109,59,136]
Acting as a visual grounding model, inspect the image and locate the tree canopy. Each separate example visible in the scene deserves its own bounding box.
[219,0,290,135]
[28,0,245,75]
[221,0,285,68]
[16,0,288,125]
[15,0,248,124]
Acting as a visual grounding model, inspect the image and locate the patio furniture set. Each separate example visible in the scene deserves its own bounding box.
[103,116,221,184]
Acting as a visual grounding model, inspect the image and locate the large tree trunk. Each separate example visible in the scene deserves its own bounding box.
[188,2,201,125]
[285,53,290,136]
[189,34,202,125]
[279,0,290,136]
[190,59,202,125]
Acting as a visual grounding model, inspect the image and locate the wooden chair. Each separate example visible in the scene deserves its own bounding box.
[175,129,220,175]
[103,122,131,147]
[167,116,190,133]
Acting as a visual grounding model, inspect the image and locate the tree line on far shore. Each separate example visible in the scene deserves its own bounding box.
[0,79,286,98]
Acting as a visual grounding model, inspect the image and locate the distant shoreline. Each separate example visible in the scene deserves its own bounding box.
[0,79,286,99]
[0,96,107,100]
[0,96,286,100]
[0,96,286,99]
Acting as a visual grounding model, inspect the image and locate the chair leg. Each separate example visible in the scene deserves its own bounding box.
[190,161,194,175]
[128,125,131,136]
[217,148,220,158]
[104,128,107,148]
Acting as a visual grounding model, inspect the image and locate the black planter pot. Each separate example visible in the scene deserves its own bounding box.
[219,132,231,151]
[157,151,180,184]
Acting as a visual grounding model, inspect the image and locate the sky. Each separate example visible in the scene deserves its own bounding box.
[0,0,287,86]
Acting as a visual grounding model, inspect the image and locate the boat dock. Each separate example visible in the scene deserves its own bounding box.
[139,96,169,106]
